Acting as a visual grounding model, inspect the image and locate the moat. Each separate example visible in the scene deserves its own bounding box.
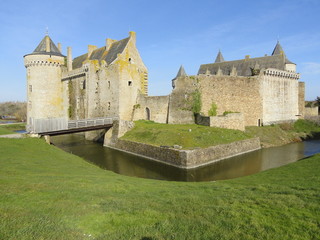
[51,134,320,182]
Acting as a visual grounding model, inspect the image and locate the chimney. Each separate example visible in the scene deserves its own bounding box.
[106,38,116,51]
[67,47,72,71]
[45,36,51,52]
[129,31,136,44]
[57,43,62,53]
[88,45,97,57]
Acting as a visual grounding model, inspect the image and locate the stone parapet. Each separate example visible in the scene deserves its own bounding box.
[109,137,261,168]
[61,68,86,80]
[263,68,300,80]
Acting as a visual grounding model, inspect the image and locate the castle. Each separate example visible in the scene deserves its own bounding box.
[24,32,305,142]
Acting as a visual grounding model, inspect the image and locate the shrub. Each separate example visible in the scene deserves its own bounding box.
[191,90,202,114]
[208,102,217,116]
[223,111,239,116]
[294,119,320,133]
[279,122,293,131]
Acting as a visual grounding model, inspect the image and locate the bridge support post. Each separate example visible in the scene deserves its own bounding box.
[44,135,51,145]
[103,120,134,147]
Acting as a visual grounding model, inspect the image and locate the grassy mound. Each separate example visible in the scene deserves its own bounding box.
[0,138,319,239]
[121,120,251,149]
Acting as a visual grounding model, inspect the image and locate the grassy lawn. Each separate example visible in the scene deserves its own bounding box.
[122,120,320,149]
[0,138,319,239]
[121,120,251,149]
[0,123,26,135]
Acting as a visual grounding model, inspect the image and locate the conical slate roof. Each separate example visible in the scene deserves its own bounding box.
[215,50,225,63]
[25,35,64,57]
[175,65,187,78]
[272,41,284,55]
[271,40,294,64]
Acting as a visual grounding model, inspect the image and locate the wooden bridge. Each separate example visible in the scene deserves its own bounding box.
[29,117,114,136]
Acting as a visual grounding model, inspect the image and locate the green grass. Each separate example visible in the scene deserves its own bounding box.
[293,119,320,133]
[0,123,26,135]
[121,120,320,149]
[246,119,320,148]
[0,138,319,239]
[121,120,251,149]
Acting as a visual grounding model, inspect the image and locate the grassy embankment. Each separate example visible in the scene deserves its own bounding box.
[0,123,26,135]
[121,119,320,149]
[0,137,319,239]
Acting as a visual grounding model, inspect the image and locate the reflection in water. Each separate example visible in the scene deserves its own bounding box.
[51,134,320,182]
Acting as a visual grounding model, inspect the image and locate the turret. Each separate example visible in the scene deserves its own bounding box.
[172,65,187,89]
[214,50,225,63]
[24,35,67,132]
[272,40,296,72]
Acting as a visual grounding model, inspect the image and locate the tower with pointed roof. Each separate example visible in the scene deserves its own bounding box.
[24,35,67,131]
[172,65,187,89]
[214,50,225,63]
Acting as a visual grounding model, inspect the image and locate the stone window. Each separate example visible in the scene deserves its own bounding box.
[80,80,86,90]
[128,81,132,86]
[29,85,32,92]
[28,101,32,110]
[108,81,110,89]
[108,102,111,110]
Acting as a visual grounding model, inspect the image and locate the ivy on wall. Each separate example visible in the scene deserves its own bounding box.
[208,102,218,116]
[191,89,202,114]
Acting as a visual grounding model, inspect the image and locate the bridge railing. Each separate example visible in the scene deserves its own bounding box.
[67,118,113,129]
[29,117,114,133]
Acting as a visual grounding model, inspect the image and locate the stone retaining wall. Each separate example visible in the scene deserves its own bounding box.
[109,137,261,168]
[305,107,318,117]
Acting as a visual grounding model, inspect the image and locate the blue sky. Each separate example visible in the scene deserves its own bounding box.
[0,0,319,101]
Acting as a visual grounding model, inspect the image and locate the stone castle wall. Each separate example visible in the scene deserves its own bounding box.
[261,70,300,125]
[305,107,318,117]
[133,95,170,123]
[168,76,197,124]
[210,113,245,131]
[298,82,305,119]
[199,75,262,126]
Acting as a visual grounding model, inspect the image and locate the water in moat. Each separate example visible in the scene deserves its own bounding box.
[51,134,320,182]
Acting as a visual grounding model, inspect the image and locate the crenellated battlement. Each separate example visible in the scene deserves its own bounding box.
[24,59,63,68]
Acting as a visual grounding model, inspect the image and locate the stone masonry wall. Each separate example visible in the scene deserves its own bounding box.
[168,76,197,124]
[199,75,262,126]
[111,137,261,168]
[305,107,318,117]
[261,73,299,124]
[133,95,170,123]
[210,113,245,131]
[298,82,305,119]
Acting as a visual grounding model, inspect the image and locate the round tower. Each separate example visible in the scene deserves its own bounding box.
[24,35,66,132]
